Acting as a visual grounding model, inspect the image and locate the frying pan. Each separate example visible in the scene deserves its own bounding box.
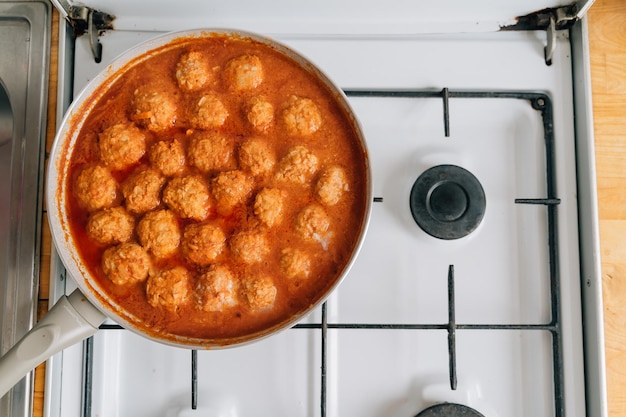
[0,28,371,397]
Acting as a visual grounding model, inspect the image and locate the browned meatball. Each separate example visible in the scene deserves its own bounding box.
[98,122,147,171]
[282,95,321,136]
[181,222,226,266]
[275,146,318,184]
[146,266,191,311]
[148,139,186,177]
[238,137,275,176]
[162,175,210,221]
[131,86,178,132]
[295,204,331,248]
[195,264,238,312]
[73,165,118,212]
[101,242,151,285]
[229,230,270,264]
[211,170,254,216]
[121,168,166,214]
[187,94,229,129]
[240,274,276,310]
[175,51,212,92]
[187,132,234,173]
[315,165,349,206]
[245,96,274,132]
[86,206,134,245]
[137,209,181,259]
[223,54,263,91]
[253,188,285,227]
[280,248,311,279]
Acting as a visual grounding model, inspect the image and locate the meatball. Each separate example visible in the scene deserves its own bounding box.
[195,265,238,312]
[137,209,181,259]
[282,95,321,136]
[121,167,166,214]
[175,51,212,92]
[163,175,210,221]
[245,96,274,132]
[86,206,134,245]
[148,139,186,177]
[241,274,276,310]
[280,248,311,279]
[315,165,349,206]
[253,188,285,227]
[275,146,318,184]
[188,94,229,129]
[182,222,226,266]
[98,122,146,171]
[229,230,270,264]
[223,54,263,91]
[187,132,234,173]
[211,170,254,216]
[131,86,178,132]
[101,242,151,286]
[238,137,275,176]
[146,266,191,311]
[295,204,332,248]
[73,165,118,212]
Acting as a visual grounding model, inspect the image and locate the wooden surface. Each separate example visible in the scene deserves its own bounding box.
[31,2,625,416]
[588,0,626,416]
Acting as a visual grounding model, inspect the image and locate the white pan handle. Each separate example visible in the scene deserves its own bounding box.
[0,289,107,398]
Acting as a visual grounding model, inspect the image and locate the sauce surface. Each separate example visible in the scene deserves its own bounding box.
[65,33,368,344]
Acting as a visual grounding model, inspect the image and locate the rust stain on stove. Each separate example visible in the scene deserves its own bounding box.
[67,6,115,38]
[500,3,578,31]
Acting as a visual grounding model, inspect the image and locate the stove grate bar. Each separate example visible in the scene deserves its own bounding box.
[515,198,562,205]
[191,350,197,410]
[448,265,457,391]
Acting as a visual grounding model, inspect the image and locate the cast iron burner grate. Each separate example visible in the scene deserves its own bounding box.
[409,164,486,239]
[87,89,563,417]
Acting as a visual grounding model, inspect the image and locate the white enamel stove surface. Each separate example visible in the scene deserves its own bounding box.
[46,26,585,417]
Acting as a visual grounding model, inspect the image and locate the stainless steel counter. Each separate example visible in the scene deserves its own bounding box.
[0,1,50,416]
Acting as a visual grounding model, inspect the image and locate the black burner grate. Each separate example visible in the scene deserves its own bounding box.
[86,89,563,417]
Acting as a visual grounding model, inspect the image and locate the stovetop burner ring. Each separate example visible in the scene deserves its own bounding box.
[409,164,486,240]
[415,402,486,417]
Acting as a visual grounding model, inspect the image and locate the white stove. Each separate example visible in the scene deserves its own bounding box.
[40,1,606,417]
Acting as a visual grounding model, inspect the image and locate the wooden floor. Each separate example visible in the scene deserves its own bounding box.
[588,0,626,416]
[30,2,626,416]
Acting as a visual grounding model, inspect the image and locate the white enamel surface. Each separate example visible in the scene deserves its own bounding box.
[48,23,587,417]
[55,0,573,33]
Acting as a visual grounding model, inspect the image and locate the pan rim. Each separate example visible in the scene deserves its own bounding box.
[47,27,372,349]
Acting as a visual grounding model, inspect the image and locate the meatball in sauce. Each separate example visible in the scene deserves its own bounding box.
[73,165,118,212]
[162,175,211,221]
[131,86,178,132]
[136,209,181,259]
[101,242,151,286]
[175,51,212,92]
[195,265,239,312]
[148,139,186,177]
[121,167,165,214]
[98,122,147,171]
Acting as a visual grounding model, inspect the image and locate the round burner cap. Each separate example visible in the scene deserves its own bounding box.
[409,164,486,240]
[415,403,486,417]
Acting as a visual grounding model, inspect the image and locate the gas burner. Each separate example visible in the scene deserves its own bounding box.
[409,164,486,240]
[415,403,485,417]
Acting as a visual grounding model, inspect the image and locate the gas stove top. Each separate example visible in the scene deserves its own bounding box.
[36,2,606,417]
